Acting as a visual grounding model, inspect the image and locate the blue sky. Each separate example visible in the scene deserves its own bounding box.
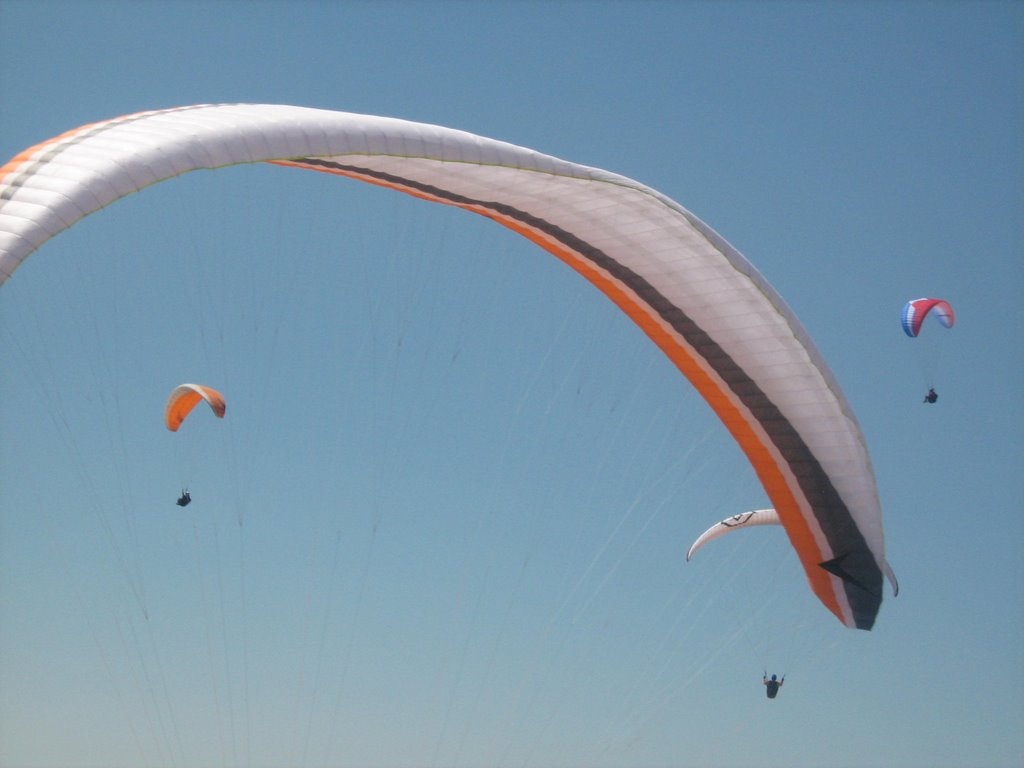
[1,2,1022,767]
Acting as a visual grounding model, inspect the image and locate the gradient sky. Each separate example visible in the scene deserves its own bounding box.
[1,2,1022,767]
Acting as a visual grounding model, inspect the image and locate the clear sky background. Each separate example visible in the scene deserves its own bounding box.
[1,2,1021,767]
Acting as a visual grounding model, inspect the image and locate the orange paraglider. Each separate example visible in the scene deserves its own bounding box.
[164,383,226,432]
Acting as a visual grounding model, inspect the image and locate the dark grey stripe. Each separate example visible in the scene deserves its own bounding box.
[300,157,883,628]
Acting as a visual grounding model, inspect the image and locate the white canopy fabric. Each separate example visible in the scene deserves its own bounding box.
[0,104,891,628]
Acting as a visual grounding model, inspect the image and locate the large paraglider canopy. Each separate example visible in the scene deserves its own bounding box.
[0,104,892,629]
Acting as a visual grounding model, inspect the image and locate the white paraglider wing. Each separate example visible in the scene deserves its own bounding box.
[0,104,892,628]
[686,509,780,561]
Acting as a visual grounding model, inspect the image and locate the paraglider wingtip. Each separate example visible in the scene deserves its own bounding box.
[884,561,899,597]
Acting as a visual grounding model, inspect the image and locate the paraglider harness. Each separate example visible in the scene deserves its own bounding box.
[763,672,785,699]
[923,388,938,404]
[176,489,191,507]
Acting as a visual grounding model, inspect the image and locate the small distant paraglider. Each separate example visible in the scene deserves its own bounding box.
[902,298,954,404]
[165,383,226,431]
[685,509,780,562]
[165,383,225,505]
[901,298,954,338]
